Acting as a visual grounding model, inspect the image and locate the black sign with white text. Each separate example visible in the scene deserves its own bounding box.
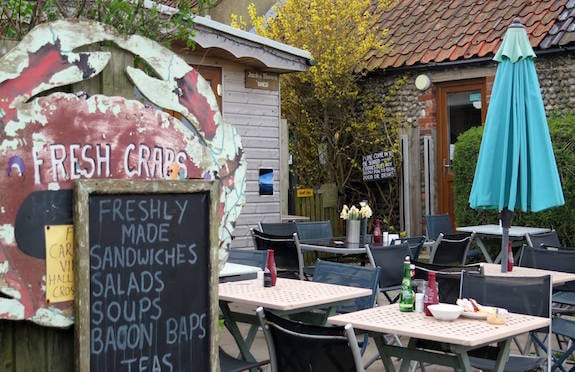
[87,193,210,371]
[362,151,396,181]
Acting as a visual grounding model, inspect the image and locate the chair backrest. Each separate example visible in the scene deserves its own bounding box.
[390,236,426,261]
[430,232,475,265]
[460,273,552,370]
[370,242,412,289]
[257,307,365,372]
[525,230,561,249]
[295,220,334,241]
[518,245,575,293]
[227,249,268,270]
[250,228,301,278]
[460,272,551,318]
[424,214,453,241]
[413,261,482,304]
[258,221,298,236]
[312,259,381,314]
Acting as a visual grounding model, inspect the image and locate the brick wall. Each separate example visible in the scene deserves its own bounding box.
[361,51,575,232]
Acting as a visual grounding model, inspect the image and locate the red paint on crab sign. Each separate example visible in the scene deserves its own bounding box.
[0,93,206,319]
[177,71,219,140]
[0,19,247,327]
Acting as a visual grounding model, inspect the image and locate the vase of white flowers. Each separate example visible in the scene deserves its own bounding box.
[340,201,372,244]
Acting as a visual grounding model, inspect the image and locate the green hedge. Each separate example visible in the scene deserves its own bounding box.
[453,113,575,247]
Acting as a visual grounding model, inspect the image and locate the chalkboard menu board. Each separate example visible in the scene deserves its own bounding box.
[74,180,219,372]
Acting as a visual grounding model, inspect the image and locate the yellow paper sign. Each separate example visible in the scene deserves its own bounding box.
[45,225,74,303]
[296,188,314,198]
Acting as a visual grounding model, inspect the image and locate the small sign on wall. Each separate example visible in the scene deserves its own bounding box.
[45,224,74,303]
[363,151,396,181]
[245,71,279,91]
[296,188,314,198]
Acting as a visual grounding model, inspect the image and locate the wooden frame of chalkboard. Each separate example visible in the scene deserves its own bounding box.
[74,179,220,372]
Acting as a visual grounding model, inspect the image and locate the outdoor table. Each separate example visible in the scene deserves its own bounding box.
[298,238,376,278]
[219,262,261,283]
[328,304,549,372]
[456,224,550,263]
[482,262,575,285]
[219,277,372,362]
[281,214,310,222]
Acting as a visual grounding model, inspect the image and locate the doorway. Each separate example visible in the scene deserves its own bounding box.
[436,79,486,225]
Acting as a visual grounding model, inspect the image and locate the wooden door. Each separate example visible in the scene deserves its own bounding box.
[436,79,486,224]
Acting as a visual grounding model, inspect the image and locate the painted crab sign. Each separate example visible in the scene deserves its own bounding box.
[0,20,246,326]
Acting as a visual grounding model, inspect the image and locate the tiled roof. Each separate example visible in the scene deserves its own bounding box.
[157,0,198,8]
[363,0,575,71]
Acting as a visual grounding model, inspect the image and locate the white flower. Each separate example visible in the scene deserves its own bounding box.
[339,204,350,219]
[359,202,373,219]
[340,201,372,220]
[348,205,360,220]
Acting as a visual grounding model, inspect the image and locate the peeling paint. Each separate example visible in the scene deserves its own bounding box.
[0,298,25,319]
[0,19,246,325]
[0,260,8,273]
[31,307,73,328]
[2,286,21,300]
[0,224,15,244]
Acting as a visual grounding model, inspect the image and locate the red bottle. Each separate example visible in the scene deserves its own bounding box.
[266,249,277,286]
[507,241,514,272]
[423,271,439,316]
[373,219,382,244]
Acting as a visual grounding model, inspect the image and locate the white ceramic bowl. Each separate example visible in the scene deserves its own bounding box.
[427,303,463,321]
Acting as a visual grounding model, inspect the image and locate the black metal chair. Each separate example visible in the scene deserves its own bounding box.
[525,230,561,249]
[227,249,268,270]
[258,221,298,236]
[219,346,270,372]
[294,220,336,270]
[288,259,381,357]
[460,272,552,372]
[519,244,575,303]
[311,259,381,317]
[429,232,475,265]
[413,261,483,304]
[518,244,575,365]
[295,220,334,240]
[370,242,412,303]
[256,307,365,372]
[390,236,426,261]
[250,228,302,279]
[424,213,453,241]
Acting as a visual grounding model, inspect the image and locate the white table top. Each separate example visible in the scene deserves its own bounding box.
[328,304,549,347]
[219,262,261,277]
[219,277,372,311]
[482,263,575,285]
[457,224,550,237]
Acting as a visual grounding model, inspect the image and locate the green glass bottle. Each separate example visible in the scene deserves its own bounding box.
[399,256,414,312]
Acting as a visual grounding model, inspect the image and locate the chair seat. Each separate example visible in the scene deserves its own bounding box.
[468,355,545,372]
[219,347,270,372]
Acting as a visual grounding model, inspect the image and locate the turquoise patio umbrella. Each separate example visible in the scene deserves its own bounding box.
[468,19,564,272]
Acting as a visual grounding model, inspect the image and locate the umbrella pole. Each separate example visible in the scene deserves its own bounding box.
[500,208,513,273]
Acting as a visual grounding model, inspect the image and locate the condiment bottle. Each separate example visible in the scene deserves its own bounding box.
[266,249,277,286]
[423,271,439,316]
[399,256,414,312]
[507,241,514,272]
[373,219,382,244]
